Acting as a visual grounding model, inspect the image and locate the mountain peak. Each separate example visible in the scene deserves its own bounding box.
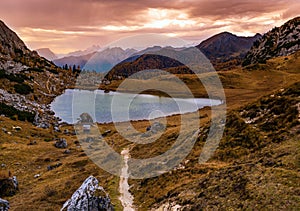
[36,48,57,61]
[196,31,261,69]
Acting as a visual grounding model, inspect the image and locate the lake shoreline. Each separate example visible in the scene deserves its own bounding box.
[51,89,222,125]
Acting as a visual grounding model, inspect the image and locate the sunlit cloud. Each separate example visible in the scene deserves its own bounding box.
[0,0,298,53]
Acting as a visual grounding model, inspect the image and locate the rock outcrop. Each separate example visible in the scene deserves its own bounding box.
[54,138,68,149]
[0,198,9,211]
[243,17,300,66]
[61,176,113,211]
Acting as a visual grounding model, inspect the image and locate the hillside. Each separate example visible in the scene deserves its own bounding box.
[105,54,194,80]
[128,79,300,210]
[196,32,261,70]
[1,53,299,209]
[243,17,300,66]
[104,46,215,82]
[0,20,76,128]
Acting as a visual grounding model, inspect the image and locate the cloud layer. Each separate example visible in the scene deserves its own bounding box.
[0,0,299,53]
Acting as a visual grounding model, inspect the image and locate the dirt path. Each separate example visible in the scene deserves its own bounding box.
[46,73,53,94]
[119,149,135,211]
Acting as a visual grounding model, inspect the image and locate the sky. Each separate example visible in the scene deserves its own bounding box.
[0,0,299,54]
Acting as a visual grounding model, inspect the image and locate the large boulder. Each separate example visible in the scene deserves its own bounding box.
[79,113,94,124]
[61,176,113,211]
[0,198,9,211]
[54,138,68,149]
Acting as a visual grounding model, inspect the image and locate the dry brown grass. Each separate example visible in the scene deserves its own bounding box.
[0,52,299,210]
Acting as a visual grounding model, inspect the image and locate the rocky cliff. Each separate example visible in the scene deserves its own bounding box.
[243,17,300,66]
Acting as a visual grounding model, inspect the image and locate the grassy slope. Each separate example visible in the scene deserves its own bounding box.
[129,82,300,210]
[0,52,299,210]
[127,53,300,210]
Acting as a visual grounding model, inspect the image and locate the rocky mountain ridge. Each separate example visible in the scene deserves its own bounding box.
[0,20,76,127]
[243,17,300,65]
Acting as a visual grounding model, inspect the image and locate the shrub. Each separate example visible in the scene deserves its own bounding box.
[14,83,33,95]
[0,103,35,122]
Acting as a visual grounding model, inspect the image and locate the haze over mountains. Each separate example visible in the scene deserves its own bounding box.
[36,16,299,74]
[47,31,262,72]
[36,48,58,61]
[50,32,261,72]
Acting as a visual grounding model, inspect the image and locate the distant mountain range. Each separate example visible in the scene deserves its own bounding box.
[243,17,300,66]
[64,45,101,57]
[56,47,137,72]
[53,52,96,69]
[83,47,137,72]
[36,48,58,61]
[105,46,214,79]
[47,16,300,73]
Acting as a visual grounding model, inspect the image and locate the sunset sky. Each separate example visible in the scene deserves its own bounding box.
[0,0,299,54]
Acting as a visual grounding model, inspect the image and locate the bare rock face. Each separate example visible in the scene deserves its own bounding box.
[61,176,114,211]
[243,17,300,65]
[0,198,9,211]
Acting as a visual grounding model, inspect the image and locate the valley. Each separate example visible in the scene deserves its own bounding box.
[0,14,299,211]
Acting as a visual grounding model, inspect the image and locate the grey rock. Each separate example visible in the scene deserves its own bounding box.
[149,122,165,133]
[0,198,9,211]
[244,17,300,65]
[54,126,61,132]
[47,162,62,171]
[61,176,113,211]
[63,149,71,154]
[55,138,68,149]
[85,137,94,143]
[34,174,41,178]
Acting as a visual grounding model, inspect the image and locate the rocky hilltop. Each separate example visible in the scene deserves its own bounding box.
[243,17,300,65]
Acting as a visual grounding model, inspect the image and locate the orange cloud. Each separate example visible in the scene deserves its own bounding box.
[0,0,298,53]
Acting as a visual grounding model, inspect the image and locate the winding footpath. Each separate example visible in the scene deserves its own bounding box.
[119,149,135,211]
